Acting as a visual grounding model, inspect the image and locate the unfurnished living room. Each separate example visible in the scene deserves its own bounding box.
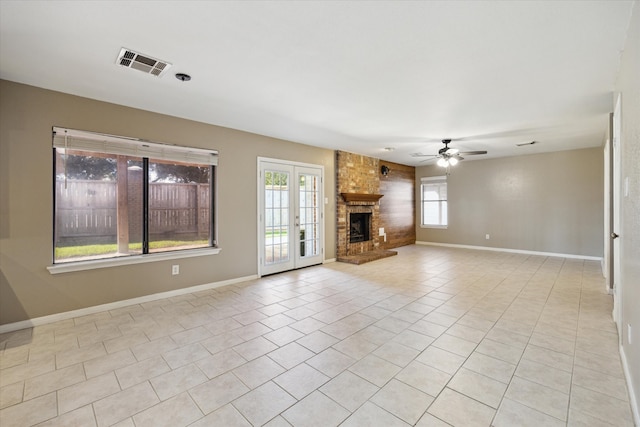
[0,1,638,426]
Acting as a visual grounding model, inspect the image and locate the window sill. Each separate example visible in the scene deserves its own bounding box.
[47,247,221,275]
[420,225,448,229]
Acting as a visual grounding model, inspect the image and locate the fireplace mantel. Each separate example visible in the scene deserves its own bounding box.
[340,193,384,203]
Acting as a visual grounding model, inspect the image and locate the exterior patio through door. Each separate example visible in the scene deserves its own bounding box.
[258,159,324,276]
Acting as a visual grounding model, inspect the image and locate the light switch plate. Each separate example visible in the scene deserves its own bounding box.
[624,177,629,197]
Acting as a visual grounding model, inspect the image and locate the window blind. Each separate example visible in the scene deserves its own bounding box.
[420,176,447,184]
[421,176,447,201]
[52,127,218,166]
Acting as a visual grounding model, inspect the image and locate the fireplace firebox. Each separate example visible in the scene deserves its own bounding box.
[349,212,371,243]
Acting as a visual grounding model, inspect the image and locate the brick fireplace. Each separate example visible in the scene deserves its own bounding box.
[349,212,371,243]
[336,151,397,263]
[336,150,415,263]
[340,196,381,256]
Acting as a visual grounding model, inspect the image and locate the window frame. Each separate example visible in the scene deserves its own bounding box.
[420,175,448,229]
[48,127,219,274]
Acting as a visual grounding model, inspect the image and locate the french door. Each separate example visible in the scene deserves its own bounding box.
[258,159,324,276]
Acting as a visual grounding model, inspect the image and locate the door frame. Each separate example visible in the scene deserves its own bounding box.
[612,94,622,338]
[257,157,325,277]
[604,114,613,293]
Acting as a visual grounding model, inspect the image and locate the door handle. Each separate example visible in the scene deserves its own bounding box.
[611,232,620,239]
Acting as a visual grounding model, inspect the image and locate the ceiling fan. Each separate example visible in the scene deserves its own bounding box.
[411,139,487,167]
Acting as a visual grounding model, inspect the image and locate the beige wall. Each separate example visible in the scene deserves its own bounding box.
[0,80,336,325]
[415,148,604,257]
[617,1,640,416]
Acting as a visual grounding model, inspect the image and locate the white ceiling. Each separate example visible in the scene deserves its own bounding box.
[0,1,635,166]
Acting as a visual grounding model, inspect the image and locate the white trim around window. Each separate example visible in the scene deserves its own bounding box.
[51,126,219,269]
[420,175,448,228]
[47,247,221,274]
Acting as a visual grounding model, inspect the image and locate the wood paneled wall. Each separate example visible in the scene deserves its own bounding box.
[379,161,416,249]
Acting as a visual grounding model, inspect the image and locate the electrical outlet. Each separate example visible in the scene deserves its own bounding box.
[379,228,385,236]
[485,234,490,240]
[172,265,179,275]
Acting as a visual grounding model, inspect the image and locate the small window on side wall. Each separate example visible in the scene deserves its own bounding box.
[421,176,447,228]
[52,127,218,264]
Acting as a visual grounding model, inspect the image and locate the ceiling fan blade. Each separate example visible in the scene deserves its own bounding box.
[410,153,438,158]
[459,150,487,155]
[453,155,464,160]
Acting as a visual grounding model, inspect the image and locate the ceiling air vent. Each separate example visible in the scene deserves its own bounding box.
[116,48,172,77]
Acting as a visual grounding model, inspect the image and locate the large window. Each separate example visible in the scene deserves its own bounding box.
[421,176,447,228]
[53,127,217,264]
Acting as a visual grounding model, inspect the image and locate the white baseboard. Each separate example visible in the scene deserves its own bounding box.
[620,345,640,426]
[323,258,336,264]
[0,274,258,335]
[415,241,603,261]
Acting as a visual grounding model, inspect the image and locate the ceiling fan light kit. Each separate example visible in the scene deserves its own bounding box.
[436,157,458,167]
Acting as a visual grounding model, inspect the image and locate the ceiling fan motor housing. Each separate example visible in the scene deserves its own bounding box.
[438,140,452,155]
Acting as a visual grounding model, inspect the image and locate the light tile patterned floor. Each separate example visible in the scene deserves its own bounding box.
[0,245,635,426]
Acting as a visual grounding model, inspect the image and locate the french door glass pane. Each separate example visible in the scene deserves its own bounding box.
[265,170,289,264]
[299,173,320,258]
